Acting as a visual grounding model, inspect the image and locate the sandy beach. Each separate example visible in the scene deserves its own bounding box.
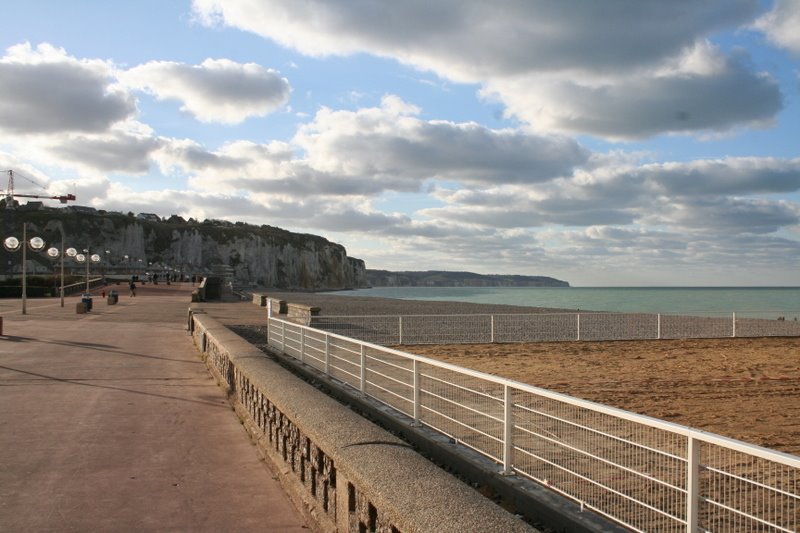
[263,291,800,456]
[408,336,800,456]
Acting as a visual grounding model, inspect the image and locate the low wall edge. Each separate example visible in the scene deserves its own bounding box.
[189,309,534,533]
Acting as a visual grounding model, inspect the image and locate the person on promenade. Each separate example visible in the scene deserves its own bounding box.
[129,280,136,297]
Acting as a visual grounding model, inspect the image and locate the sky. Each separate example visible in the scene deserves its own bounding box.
[1,1,800,286]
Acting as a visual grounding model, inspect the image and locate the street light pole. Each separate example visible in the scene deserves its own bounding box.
[59,224,65,307]
[22,223,27,315]
[84,248,90,292]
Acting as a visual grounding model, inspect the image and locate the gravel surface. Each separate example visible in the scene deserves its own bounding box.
[262,291,575,316]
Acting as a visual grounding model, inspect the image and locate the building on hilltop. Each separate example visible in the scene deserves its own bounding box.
[18,201,45,211]
[66,205,97,214]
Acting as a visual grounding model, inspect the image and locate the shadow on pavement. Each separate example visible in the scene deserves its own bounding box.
[0,364,226,408]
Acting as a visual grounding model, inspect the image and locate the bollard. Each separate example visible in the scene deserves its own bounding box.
[76,302,87,314]
[0,316,3,336]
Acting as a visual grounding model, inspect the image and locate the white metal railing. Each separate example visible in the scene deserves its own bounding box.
[267,315,800,533]
[309,311,800,345]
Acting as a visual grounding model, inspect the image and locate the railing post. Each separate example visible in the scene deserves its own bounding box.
[657,313,662,340]
[732,312,736,338]
[490,315,495,343]
[412,359,420,426]
[576,313,581,341]
[686,436,700,533]
[266,300,272,343]
[300,328,305,363]
[360,344,366,394]
[324,334,330,375]
[503,384,513,475]
[281,321,286,352]
[399,316,403,345]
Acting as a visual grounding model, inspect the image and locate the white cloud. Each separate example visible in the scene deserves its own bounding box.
[649,197,800,234]
[192,0,759,79]
[642,157,800,196]
[48,127,163,173]
[192,0,778,139]
[293,95,588,187]
[155,138,293,178]
[753,0,800,54]
[0,42,135,134]
[482,42,781,139]
[122,58,291,124]
[419,157,800,232]
[151,96,588,202]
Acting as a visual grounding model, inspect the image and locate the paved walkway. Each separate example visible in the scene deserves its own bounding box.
[0,284,307,532]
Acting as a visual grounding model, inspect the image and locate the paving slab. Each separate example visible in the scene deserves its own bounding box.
[0,283,307,532]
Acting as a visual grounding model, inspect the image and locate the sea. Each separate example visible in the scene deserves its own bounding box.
[327,286,800,317]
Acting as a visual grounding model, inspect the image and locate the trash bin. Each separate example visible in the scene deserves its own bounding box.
[108,290,118,305]
[81,293,93,312]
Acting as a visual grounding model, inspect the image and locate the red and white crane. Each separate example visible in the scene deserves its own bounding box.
[4,169,76,207]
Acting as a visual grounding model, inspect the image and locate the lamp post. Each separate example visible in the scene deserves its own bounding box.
[76,249,102,292]
[84,249,90,291]
[52,222,66,307]
[45,245,62,307]
[3,223,47,315]
[22,226,27,314]
[66,248,78,296]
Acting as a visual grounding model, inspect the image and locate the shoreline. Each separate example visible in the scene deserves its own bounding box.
[263,290,578,316]
[265,286,800,317]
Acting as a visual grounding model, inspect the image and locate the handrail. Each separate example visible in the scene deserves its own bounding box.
[273,316,800,466]
[312,311,800,344]
[267,314,800,532]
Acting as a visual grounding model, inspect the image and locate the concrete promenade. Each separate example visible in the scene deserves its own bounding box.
[0,283,307,531]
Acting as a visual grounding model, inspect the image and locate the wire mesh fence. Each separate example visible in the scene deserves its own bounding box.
[310,311,800,345]
[267,316,800,532]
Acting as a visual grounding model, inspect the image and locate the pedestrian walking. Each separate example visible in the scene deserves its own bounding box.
[129,280,136,297]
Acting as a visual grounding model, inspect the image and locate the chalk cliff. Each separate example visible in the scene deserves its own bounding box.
[2,207,368,290]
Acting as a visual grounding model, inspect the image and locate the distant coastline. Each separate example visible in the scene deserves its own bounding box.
[336,286,800,316]
[365,269,569,288]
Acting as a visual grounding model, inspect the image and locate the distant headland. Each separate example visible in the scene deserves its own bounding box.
[366,269,569,288]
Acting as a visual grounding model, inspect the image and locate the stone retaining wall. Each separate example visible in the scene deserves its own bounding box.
[269,298,288,315]
[188,306,534,533]
[287,303,320,325]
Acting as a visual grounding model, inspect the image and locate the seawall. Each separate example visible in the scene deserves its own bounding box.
[188,306,536,533]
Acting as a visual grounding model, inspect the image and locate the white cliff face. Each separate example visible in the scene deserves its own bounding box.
[161,228,367,289]
[118,223,147,263]
[18,213,367,289]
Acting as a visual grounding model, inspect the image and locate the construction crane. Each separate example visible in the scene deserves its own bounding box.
[4,169,76,208]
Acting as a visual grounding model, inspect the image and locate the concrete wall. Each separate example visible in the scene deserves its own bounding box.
[286,303,320,326]
[269,298,288,315]
[188,307,534,533]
